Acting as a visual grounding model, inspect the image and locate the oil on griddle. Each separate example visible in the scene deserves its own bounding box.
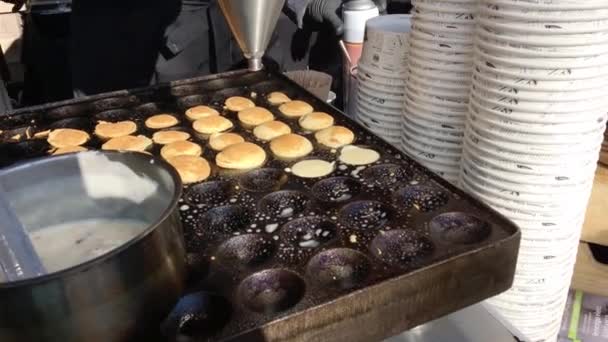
[0,70,520,342]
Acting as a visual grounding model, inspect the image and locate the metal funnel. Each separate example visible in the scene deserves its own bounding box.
[218,0,285,71]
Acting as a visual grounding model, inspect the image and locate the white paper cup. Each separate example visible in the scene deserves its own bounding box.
[479,3,608,21]
[468,100,607,135]
[482,0,608,11]
[358,82,404,102]
[471,72,608,102]
[466,111,606,146]
[409,32,473,53]
[469,91,608,124]
[406,74,471,100]
[357,117,402,136]
[408,60,472,82]
[472,61,608,92]
[406,69,470,91]
[463,127,603,167]
[409,26,474,46]
[413,0,478,13]
[360,15,412,73]
[403,107,465,133]
[408,43,474,64]
[475,29,608,59]
[404,94,468,121]
[357,95,403,115]
[401,137,462,166]
[358,75,403,96]
[401,126,463,154]
[357,62,407,85]
[477,14,608,35]
[406,86,469,110]
[474,45,608,71]
[402,114,465,143]
[408,53,474,73]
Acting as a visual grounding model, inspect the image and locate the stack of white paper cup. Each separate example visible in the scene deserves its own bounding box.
[400,0,477,183]
[461,1,608,341]
[354,14,412,145]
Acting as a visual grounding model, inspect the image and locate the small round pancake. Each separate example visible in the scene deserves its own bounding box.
[209,132,245,151]
[216,142,266,170]
[145,114,179,129]
[299,112,334,131]
[315,126,355,148]
[278,100,314,118]
[185,105,220,121]
[253,120,292,141]
[192,116,233,135]
[160,141,202,160]
[267,91,291,105]
[95,121,137,140]
[47,129,90,148]
[270,133,313,159]
[166,155,211,184]
[51,146,88,155]
[238,107,274,128]
[152,130,191,145]
[225,96,255,111]
[102,135,153,152]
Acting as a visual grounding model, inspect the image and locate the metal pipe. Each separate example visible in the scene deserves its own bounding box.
[248,58,263,71]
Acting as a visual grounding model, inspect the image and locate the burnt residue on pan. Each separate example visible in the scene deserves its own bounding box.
[0,69,520,342]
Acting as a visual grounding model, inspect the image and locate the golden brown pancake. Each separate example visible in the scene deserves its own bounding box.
[315,126,355,148]
[185,105,220,121]
[253,120,292,141]
[279,100,314,118]
[51,146,88,155]
[192,116,233,135]
[225,96,255,111]
[152,130,191,145]
[101,135,153,152]
[166,155,211,184]
[216,142,266,170]
[95,121,137,140]
[299,112,335,131]
[47,129,90,148]
[238,107,275,128]
[267,92,291,105]
[209,133,245,151]
[270,134,313,159]
[145,114,179,129]
[160,141,202,160]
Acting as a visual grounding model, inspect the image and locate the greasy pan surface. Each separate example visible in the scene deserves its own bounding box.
[0,69,520,342]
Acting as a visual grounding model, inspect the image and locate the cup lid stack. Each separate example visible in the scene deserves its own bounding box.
[461,1,608,341]
[354,15,412,146]
[400,0,478,184]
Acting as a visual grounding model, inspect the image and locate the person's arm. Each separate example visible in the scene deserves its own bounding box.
[284,0,388,35]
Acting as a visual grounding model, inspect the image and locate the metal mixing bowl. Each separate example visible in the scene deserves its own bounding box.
[0,151,186,342]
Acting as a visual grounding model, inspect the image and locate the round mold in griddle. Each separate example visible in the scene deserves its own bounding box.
[171,84,204,97]
[161,291,232,338]
[239,168,287,193]
[134,102,165,116]
[215,234,276,269]
[177,94,212,111]
[279,216,337,250]
[306,248,371,290]
[186,252,209,281]
[185,181,234,207]
[46,103,89,120]
[237,269,306,314]
[48,117,93,131]
[194,205,251,241]
[93,109,136,123]
[311,177,362,203]
[360,164,411,189]
[338,200,394,231]
[258,190,311,219]
[92,96,139,111]
[0,139,49,164]
[429,212,491,245]
[370,230,434,268]
[392,185,449,213]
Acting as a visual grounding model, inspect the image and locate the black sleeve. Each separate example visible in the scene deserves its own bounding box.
[284,0,311,28]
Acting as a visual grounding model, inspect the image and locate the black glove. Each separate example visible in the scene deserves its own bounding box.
[307,0,345,36]
[307,0,390,36]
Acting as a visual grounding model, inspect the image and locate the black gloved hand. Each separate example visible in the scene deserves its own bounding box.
[307,0,345,36]
[306,0,390,36]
